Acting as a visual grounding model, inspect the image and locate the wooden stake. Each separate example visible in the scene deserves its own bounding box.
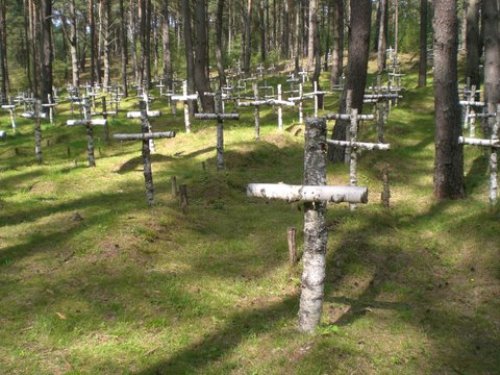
[287,227,297,266]
[171,176,178,196]
[179,184,188,213]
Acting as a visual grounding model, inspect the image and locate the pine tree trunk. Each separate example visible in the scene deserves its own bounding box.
[40,0,53,105]
[482,0,500,126]
[215,0,226,87]
[193,0,213,111]
[243,0,253,73]
[377,0,387,74]
[162,0,172,90]
[89,0,96,86]
[433,0,465,199]
[0,0,8,103]
[307,0,318,70]
[466,0,481,89]
[120,0,129,97]
[330,0,344,87]
[182,0,197,114]
[329,0,371,162]
[418,0,427,87]
[102,0,111,90]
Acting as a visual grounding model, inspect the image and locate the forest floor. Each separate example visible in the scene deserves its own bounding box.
[0,58,499,374]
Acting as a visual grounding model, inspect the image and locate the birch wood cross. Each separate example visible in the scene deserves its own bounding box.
[41,94,57,125]
[66,98,107,167]
[127,97,162,153]
[286,74,300,94]
[302,81,327,118]
[327,109,390,210]
[289,83,306,124]
[113,101,176,206]
[459,104,500,206]
[1,104,17,133]
[459,92,486,138]
[247,117,368,333]
[238,84,295,138]
[195,91,240,171]
[21,100,44,163]
[298,68,309,83]
[171,81,199,133]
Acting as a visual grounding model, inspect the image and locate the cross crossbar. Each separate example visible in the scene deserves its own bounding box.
[247,183,368,203]
[113,131,176,141]
[67,119,107,126]
[327,139,390,150]
[194,113,240,120]
[127,110,161,118]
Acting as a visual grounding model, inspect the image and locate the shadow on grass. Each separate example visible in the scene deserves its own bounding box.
[136,294,299,375]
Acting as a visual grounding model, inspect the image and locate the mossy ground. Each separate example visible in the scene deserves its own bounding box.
[1,58,499,374]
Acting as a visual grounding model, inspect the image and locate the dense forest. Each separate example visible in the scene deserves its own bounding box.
[0,0,499,374]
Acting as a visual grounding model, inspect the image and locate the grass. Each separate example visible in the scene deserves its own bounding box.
[1,58,499,374]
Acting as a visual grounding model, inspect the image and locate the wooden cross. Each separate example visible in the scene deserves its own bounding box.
[238,84,295,138]
[171,81,199,133]
[303,81,327,118]
[331,73,345,92]
[289,83,305,124]
[286,74,300,95]
[256,64,265,77]
[247,117,368,332]
[459,104,500,206]
[459,89,486,137]
[66,98,107,167]
[42,94,57,125]
[127,97,162,154]
[21,100,44,163]
[194,91,240,171]
[113,101,176,206]
[298,68,308,83]
[1,103,17,133]
[327,109,389,209]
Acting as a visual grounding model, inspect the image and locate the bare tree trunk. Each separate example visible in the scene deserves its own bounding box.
[307,0,318,70]
[182,0,197,114]
[243,0,253,73]
[330,0,344,87]
[193,0,213,111]
[329,0,372,162]
[40,0,53,105]
[433,0,465,199]
[120,0,129,97]
[102,0,111,90]
[259,0,266,63]
[377,0,387,74]
[215,0,226,87]
[282,0,291,58]
[0,0,8,102]
[466,0,481,89]
[89,0,96,86]
[482,0,500,129]
[162,0,172,90]
[418,0,427,87]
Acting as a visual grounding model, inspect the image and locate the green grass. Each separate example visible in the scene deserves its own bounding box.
[1,58,499,374]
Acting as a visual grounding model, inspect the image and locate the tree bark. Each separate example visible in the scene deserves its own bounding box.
[377,0,387,74]
[40,0,53,105]
[329,0,371,162]
[418,0,427,87]
[330,0,344,87]
[193,0,213,111]
[120,0,129,97]
[482,0,500,135]
[181,0,197,115]
[162,0,172,91]
[101,0,111,90]
[243,0,253,73]
[466,0,481,89]
[308,0,319,71]
[0,0,8,103]
[215,0,226,87]
[433,0,465,199]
